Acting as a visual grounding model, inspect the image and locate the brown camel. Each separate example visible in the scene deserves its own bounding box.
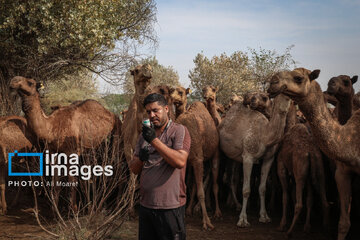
[224,93,243,112]
[218,93,291,227]
[268,68,360,170]
[276,102,329,237]
[325,74,359,240]
[9,76,122,211]
[170,86,221,230]
[0,116,36,215]
[267,68,360,240]
[147,84,176,120]
[202,86,222,126]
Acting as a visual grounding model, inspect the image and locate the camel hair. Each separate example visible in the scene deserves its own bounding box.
[218,93,291,227]
[267,68,360,170]
[170,86,221,230]
[224,93,243,112]
[9,76,122,212]
[202,85,222,126]
[0,116,37,215]
[325,74,359,240]
[276,102,329,237]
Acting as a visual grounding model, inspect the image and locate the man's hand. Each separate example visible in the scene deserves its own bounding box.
[142,125,156,143]
[139,148,150,162]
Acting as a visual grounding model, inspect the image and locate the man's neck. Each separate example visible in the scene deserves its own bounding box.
[155,118,169,136]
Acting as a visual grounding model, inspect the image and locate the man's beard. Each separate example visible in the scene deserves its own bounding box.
[153,117,167,129]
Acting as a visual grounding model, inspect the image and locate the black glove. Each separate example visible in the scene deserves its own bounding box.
[142,125,156,143]
[139,147,149,162]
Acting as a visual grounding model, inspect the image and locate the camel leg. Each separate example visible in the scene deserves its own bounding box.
[192,159,214,230]
[69,175,78,213]
[258,156,273,223]
[304,179,313,233]
[237,157,253,227]
[212,149,221,218]
[0,150,7,215]
[0,183,6,215]
[335,168,352,240]
[287,165,307,238]
[230,162,242,211]
[186,167,196,216]
[277,159,288,232]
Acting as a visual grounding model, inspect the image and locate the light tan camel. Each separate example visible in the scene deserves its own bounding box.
[0,116,36,215]
[170,86,221,230]
[202,86,222,126]
[224,93,243,112]
[268,68,360,240]
[325,74,358,240]
[9,76,122,211]
[218,93,291,227]
[276,102,329,237]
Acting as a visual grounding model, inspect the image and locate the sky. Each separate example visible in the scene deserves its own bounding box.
[101,0,360,93]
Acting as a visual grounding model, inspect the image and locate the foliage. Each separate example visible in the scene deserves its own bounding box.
[248,45,296,90]
[189,46,296,104]
[0,0,157,83]
[123,56,180,94]
[102,93,131,114]
[189,51,254,104]
[40,71,105,114]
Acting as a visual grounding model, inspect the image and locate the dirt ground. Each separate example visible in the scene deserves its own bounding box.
[2,205,360,240]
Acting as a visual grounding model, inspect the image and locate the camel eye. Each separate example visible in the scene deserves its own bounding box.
[294,76,303,83]
[27,81,34,87]
[179,92,183,96]
[343,80,350,86]
[262,96,268,101]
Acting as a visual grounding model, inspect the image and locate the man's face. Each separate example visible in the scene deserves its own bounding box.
[145,102,169,128]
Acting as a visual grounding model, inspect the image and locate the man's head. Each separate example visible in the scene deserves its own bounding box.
[143,93,169,128]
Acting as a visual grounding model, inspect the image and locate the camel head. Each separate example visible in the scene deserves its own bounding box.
[224,93,242,111]
[268,68,320,101]
[326,75,358,100]
[243,91,271,112]
[202,85,218,101]
[131,64,152,92]
[169,86,191,107]
[149,85,173,105]
[10,76,43,97]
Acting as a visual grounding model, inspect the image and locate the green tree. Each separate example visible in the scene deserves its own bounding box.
[189,51,254,104]
[0,0,157,114]
[248,45,296,90]
[102,93,131,114]
[123,56,180,94]
[40,71,106,114]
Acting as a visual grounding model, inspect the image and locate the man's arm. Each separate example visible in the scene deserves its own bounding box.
[150,138,188,169]
[129,155,144,175]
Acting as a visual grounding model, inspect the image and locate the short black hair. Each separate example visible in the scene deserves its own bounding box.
[143,93,168,107]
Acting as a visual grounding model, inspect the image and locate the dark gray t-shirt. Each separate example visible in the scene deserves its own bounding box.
[134,121,191,209]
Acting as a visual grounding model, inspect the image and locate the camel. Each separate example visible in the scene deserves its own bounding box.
[9,76,122,212]
[267,68,360,170]
[243,91,272,119]
[170,86,221,230]
[276,102,329,237]
[146,84,176,120]
[0,116,36,215]
[325,74,359,240]
[267,68,360,240]
[224,93,243,112]
[218,93,291,227]
[202,86,222,126]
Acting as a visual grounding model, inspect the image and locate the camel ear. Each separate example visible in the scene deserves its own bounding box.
[309,69,320,81]
[351,75,358,84]
[186,88,191,95]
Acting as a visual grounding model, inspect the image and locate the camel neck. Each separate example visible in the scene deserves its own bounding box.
[336,95,353,125]
[175,104,187,119]
[206,98,221,126]
[21,94,48,138]
[264,95,289,147]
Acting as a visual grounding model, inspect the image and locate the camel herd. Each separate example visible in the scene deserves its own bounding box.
[0,65,359,240]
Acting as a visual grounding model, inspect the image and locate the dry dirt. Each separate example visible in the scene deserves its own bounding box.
[2,206,360,240]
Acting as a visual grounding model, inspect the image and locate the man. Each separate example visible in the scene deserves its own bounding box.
[130,93,191,240]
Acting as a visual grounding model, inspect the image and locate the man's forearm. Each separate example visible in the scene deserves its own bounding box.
[150,138,187,169]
